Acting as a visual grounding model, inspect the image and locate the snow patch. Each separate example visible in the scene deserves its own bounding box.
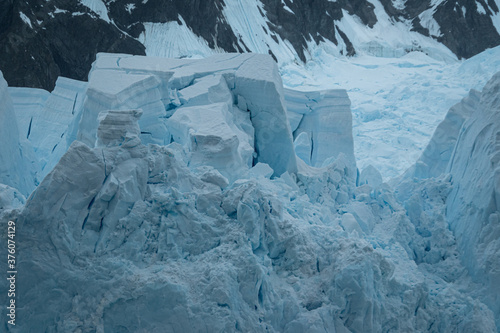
[139,16,215,59]
[419,8,442,37]
[19,12,33,29]
[392,0,406,10]
[281,0,294,14]
[80,0,110,22]
[53,7,69,14]
[125,3,136,14]
[476,1,487,14]
[492,9,500,35]
[335,2,453,60]
[222,0,298,64]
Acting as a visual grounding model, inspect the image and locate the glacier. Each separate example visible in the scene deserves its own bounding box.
[0,53,500,332]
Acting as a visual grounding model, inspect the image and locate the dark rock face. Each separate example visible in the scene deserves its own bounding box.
[434,0,500,59]
[1,0,500,90]
[0,0,14,35]
[0,0,145,90]
[260,0,377,60]
[378,0,500,59]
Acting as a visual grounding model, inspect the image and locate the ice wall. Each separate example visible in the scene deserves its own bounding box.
[9,77,88,179]
[83,52,297,176]
[0,71,37,196]
[284,88,356,176]
[404,89,480,179]
[445,73,500,324]
[78,70,168,147]
[397,72,500,327]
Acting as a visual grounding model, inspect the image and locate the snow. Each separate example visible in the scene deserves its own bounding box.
[222,0,298,62]
[80,0,110,22]
[491,3,500,35]
[476,1,487,14]
[139,16,216,59]
[53,7,69,14]
[19,12,33,29]
[281,0,294,14]
[334,1,454,61]
[392,0,407,10]
[125,3,135,14]
[418,7,442,37]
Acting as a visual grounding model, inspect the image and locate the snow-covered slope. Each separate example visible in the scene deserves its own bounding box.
[0,54,499,332]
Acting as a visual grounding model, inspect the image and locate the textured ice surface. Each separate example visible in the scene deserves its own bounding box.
[444,73,500,326]
[285,88,356,175]
[9,76,88,180]
[1,55,499,332]
[167,102,253,182]
[396,72,500,329]
[407,89,480,179]
[359,164,383,187]
[138,17,215,59]
[78,69,168,147]
[0,71,37,196]
[87,52,297,176]
[281,46,500,180]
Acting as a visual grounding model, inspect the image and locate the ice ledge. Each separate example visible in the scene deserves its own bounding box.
[86,52,297,176]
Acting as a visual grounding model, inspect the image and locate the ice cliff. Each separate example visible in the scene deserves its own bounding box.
[0,54,499,332]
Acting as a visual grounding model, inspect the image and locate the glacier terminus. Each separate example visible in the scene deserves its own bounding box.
[0,51,500,332]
